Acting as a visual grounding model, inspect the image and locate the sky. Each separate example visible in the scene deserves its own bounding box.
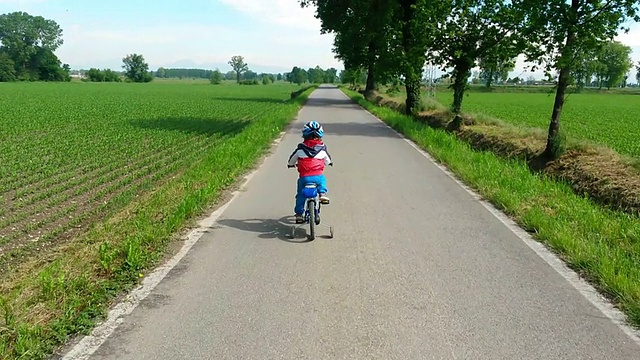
[0,0,639,80]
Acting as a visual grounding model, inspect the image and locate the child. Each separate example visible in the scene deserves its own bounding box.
[287,120,333,224]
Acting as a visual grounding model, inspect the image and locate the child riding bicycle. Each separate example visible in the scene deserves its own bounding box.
[287,121,333,224]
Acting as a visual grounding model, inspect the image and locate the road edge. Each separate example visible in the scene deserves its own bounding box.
[58,97,309,360]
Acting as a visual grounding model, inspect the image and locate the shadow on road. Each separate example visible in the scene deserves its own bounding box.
[322,121,400,138]
[216,216,332,243]
[304,96,355,108]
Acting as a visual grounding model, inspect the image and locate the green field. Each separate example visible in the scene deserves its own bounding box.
[431,90,640,158]
[0,81,312,359]
[0,82,305,266]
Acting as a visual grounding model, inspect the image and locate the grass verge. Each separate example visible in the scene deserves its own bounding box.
[359,88,640,215]
[341,87,640,330]
[0,85,317,359]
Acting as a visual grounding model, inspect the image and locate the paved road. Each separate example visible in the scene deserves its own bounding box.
[85,86,638,359]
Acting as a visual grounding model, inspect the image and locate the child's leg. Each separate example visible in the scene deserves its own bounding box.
[316,174,330,204]
[315,174,328,194]
[294,177,307,215]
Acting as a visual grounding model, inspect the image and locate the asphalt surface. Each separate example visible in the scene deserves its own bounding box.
[87,85,639,359]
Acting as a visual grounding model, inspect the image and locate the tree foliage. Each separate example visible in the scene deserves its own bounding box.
[86,68,122,82]
[428,0,530,119]
[595,40,633,89]
[122,53,152,83]
[478,55,516,88]
[156,68,216,79]
[228,55,249,83]
[300,0,397,92]
[0,11,69,82]
[210,69,223,84]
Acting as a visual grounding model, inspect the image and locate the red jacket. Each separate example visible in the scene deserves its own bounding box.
[287,139,333,177]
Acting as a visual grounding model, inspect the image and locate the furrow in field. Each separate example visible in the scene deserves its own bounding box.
[0,133,195,205]
[0,134,213,229]
[0,134,217,253]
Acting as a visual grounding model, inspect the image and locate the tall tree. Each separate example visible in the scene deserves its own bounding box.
[478,54,516,88]
[595,40,633,89]
[428,0,529,123]
[636,61,640,85]
[210,69,223,84]
[524,0,640,159]
[228,55,248,83]
[300,0,397,93]
[122,53,152,83]
[0,11,64,80]
[394,0,437,116]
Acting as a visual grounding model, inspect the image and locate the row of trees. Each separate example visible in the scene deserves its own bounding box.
[300,0,639,159]
[286,66,338,85]
[83,54,152,83]
[0,11,71,82]
[468,39,635,89]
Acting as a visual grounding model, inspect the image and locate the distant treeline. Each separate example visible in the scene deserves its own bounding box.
[285,66,339,85]
[155,67,290,82]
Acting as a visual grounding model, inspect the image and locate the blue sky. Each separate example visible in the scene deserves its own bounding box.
[1,0,639,80]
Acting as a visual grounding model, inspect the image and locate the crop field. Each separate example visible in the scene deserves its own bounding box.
[432,91,640,158]
[0,81,304,270]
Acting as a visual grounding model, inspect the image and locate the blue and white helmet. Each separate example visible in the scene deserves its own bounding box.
[302,121,324,138]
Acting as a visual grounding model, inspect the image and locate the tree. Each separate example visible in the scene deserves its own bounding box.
[0,11,64,81]
[122,53,152,82]
[594,40,633,89]
[428,0,530,123]
[290,66,308,85]
[394,0,437,116]
[300,0,397,93]
[524,0,640,159]
[478,55,516,88]
[324,67,338,83]
[228,55,248,83]
[210,69,223,84]
[636,61,640,85]
[30,47,69,81]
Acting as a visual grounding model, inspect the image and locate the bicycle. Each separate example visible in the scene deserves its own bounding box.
[287,165,334,241]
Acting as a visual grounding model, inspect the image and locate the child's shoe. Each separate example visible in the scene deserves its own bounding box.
[295,214,304,223]
[319,193,330,204]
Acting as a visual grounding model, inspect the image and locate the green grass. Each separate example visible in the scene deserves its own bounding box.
[436,91,640,158]
[383,86,640,158]
[0,81,315,359]
[342,87,640,330]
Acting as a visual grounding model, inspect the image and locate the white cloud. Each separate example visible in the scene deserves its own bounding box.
[216,0,321,31]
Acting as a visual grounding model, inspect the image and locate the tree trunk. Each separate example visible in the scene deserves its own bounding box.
[405,80,421,115]
[365,42,377,93]
[544,0,581,159]
[399,0,422,116]
[451,59,472,115]
[486,69,493,88]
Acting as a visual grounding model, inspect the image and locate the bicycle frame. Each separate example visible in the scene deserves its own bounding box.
[290,182,333,240]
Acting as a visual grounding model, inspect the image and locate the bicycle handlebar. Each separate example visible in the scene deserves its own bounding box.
[288,163,333,168]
